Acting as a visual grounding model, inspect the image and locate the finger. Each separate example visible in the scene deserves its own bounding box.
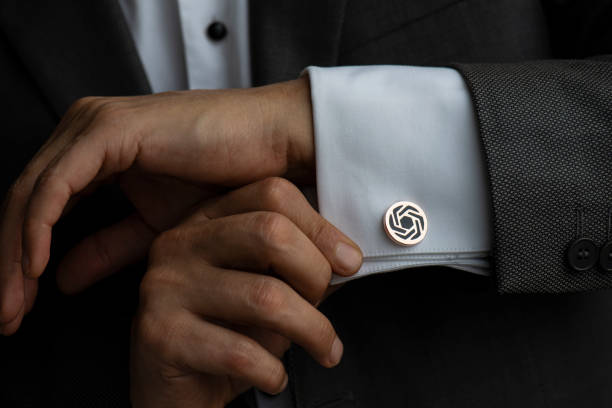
[22,129,139,278]
[136,311,289,395]
[238,325,291,359]
[173,266,343,368]
[0,101,99,334]
[23,277,38,315]
[56,213,156,294]
[0,274,38,336]
[0,191,27,334]
[0,276,39,336]
[185,211,331,304]
[199,177,362,276]
[0,274,24,336]
[0,131,82,332]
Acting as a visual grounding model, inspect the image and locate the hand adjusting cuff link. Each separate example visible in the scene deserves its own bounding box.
[383,201,427,246]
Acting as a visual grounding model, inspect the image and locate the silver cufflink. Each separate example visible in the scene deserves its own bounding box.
[383,201,427,246]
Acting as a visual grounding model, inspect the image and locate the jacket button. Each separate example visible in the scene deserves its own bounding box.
[383,201,427,246]
[600,241,612,272]
[567,237,598,271]
[206,21,227,41]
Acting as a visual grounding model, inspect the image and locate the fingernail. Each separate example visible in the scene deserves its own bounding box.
[280,375,288,392]
[334,242,362,275]
[329,337,344,366]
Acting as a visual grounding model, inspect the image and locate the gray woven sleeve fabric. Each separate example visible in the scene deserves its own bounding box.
[453,59,612,293]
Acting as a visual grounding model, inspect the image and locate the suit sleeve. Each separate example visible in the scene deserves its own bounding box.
[449,0,612,293]
[452,58,612,293]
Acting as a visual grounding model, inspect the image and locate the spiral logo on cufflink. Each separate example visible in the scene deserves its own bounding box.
[383,201,428,246]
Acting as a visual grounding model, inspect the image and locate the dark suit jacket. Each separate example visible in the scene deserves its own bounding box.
[1,0,612,407]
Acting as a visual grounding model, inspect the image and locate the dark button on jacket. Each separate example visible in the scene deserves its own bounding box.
[600,241,612,272]
[567,237,598,272]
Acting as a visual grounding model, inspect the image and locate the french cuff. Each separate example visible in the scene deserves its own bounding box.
[303,65,493,284]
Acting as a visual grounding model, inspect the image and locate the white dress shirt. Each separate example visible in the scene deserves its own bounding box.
[119,0,250,92]
[118,0,492,283]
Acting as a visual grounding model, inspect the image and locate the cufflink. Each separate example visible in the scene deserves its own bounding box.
[383,201,427,246]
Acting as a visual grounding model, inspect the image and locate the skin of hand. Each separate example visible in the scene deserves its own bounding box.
[130,177,362,407]
[0,76,323,335]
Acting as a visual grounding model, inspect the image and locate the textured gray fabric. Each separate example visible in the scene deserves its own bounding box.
[454,60,612,293]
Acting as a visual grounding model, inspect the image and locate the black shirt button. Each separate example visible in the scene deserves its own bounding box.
[206,21,227,41]
[600,241,612,272]
[567,237,598,272]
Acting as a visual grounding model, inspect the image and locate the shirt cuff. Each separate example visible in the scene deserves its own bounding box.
[304,65,492,284]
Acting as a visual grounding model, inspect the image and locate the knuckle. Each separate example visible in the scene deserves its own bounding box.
[254,212,293,251]
[149,224,208,266]
[134,310,181,361]
[137,275,160,310]
[307,263,332,302]
[138,266,181,307]
[223,338,258,376]
[246,276,287,314]
[149,228,184,259]
[149,233,170,259]
[309,220,331,248]
[258,177,297,210]
[138,263,181,303]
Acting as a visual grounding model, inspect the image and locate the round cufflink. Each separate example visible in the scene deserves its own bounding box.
[567,237,598,272]
[383,201,427,246]
[600,241,612,273]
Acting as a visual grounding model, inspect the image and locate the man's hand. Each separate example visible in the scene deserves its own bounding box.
[130,178,362,407]
[0,77,315,335]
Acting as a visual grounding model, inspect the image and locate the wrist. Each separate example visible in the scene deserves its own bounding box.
[271,76,316,183]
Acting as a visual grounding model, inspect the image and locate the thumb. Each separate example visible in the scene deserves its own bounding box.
[56,213,155,294]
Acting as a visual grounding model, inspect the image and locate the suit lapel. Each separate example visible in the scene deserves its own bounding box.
[0,0,150,118]
[249,0,348,86]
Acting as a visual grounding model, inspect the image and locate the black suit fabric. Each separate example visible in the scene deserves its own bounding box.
[1,0,612,407]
